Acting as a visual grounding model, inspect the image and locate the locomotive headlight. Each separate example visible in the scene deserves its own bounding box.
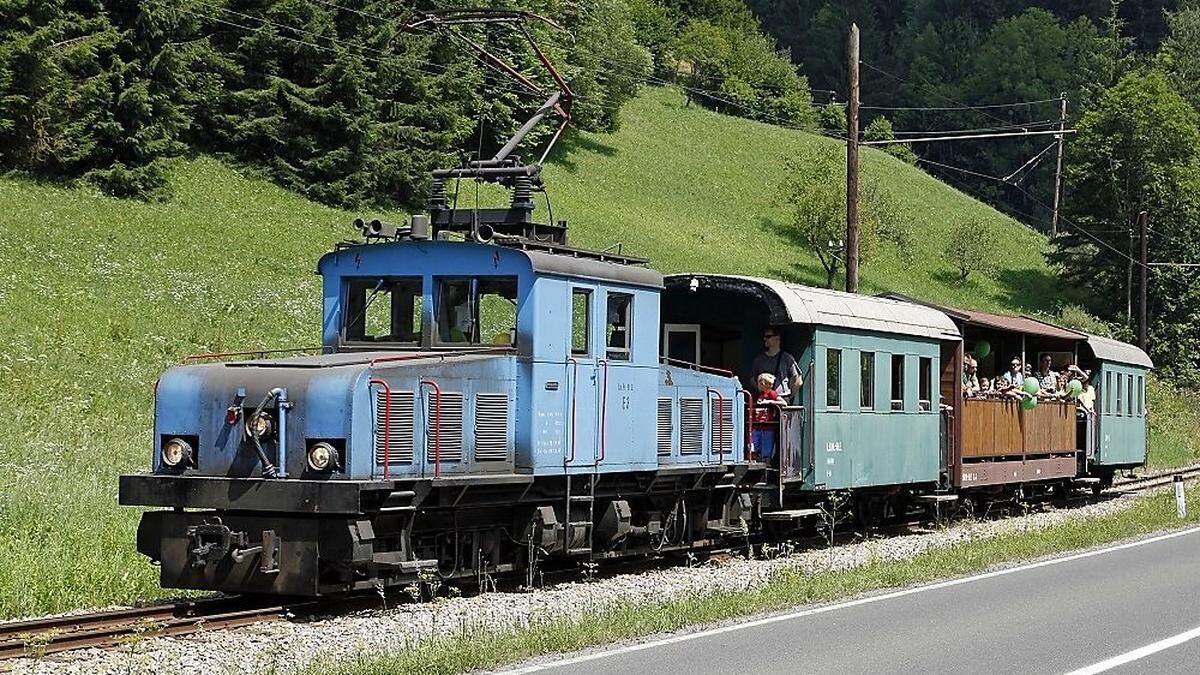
[248,412,273,439]
[162,437,193,467]
[306,442,337,472]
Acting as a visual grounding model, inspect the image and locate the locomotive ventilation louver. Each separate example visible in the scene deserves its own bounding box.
[375,390,416,465]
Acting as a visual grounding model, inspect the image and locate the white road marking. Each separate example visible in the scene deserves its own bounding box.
[1064,625,1200,675]
[497,526,1200,674]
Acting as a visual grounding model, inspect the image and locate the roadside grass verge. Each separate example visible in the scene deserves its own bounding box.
[314,486,1200,675]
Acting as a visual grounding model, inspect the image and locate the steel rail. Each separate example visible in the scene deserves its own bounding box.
[1111,464,1200,494]
[0,596,294,661]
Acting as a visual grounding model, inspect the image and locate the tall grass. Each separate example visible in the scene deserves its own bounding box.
[1146,376,1200,469]
[0,159,349,617]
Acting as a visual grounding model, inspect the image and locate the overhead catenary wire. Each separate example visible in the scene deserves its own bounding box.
[859,60,1052,130]
[1001,141,1058,183]
[890,119,1061,136]
[192,0,838,139]
[919,156,1200,272]
[919,156,1147,268]
[306,0,842,111]
[862,128,1075,145]
[861,97,1065,112]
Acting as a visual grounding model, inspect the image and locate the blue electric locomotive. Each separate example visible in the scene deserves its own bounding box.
[120,216,760,594]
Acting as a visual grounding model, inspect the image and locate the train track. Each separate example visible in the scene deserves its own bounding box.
[1111,463,1200,493]
[6,466,1200,663]
[0,595,323,662]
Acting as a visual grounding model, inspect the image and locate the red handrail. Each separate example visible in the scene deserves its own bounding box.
[736,389,754,461]
[707,387,727,465]
[368,378,393,479]
[566,358,579,464]
[419,379,443,478]
[597,359,609,464]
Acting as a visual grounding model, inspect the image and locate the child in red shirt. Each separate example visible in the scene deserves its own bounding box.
[752,373,782,462]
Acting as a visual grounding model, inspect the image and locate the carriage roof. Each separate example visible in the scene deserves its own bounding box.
[664,274,961,340]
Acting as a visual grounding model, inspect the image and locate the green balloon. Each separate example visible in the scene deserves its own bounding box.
[1021,396,1038,410]
[1067,380,1083,397]
[1022,378,1040,395]
[973,340,992,359]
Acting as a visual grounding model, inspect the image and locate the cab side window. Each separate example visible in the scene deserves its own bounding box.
[477,278,517,346]
[571,288,591,356]
[435,277,517,345]
[343,277,423,344]
[606,292,633,360]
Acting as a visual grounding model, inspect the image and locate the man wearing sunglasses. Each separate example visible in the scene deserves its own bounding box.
[751,328,803,401]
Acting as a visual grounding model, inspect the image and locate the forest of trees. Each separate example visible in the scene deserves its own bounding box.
[0,0,816,205]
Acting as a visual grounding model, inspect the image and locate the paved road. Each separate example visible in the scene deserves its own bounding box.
[501,527,1200,674]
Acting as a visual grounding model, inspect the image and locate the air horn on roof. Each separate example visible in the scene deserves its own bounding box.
[353,217,401,240]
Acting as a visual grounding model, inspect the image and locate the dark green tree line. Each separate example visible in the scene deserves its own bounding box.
[0,0,812,204]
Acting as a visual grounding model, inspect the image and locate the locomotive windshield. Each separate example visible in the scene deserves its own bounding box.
[343,277,423,345]
[435,276,518,346]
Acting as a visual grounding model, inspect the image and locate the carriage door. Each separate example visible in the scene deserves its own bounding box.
[662,324,701,365]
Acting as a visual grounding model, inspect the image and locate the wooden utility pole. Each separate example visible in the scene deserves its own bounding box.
[1138,210,1149,349]
[845,23,860,294]
[1126,219,1134,328]
[1050,94,1067,238]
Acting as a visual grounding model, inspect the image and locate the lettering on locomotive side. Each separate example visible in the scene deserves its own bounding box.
[534,409,564,455]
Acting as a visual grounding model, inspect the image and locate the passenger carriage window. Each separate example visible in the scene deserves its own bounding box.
[1108,369,1118,413]
[1138,375,1145,416]
[860,352,874,410]
[826,349,842,410]
[606,293,633,361]
[919,357,932,412]
[1105,372,1113,415]
[1127,375,1134,417]
[435,277,517,345]
[890,354,905,411]
[571,289,591,355]
[344,277,423,344]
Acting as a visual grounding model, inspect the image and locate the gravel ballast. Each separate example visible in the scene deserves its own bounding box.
[6,494,1148,675]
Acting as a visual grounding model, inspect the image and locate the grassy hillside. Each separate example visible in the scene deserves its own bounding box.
[545,89,1057,313]
[0,87,1192,619]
